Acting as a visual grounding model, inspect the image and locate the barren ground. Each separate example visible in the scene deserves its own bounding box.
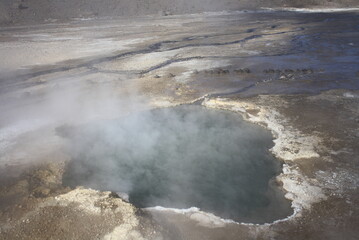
[0,10,358,240]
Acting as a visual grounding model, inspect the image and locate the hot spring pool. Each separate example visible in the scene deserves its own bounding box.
[60,105,292,224]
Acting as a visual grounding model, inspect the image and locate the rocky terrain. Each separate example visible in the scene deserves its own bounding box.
[0,6,358,240]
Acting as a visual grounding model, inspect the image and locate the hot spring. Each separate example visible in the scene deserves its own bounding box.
[59,105,293,224]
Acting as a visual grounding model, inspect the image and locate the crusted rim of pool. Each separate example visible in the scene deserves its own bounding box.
[144,95,327,228]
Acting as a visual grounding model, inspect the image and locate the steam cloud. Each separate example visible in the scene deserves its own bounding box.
[59,105,292,223]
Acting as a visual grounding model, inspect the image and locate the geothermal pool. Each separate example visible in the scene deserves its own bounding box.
[60,105,292,223]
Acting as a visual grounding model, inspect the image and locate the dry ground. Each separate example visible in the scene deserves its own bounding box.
[0,10,358,240]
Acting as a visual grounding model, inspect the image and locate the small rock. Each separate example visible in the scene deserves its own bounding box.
[159,10,172,16]
[32,187,51,198]
[18,4,29,10]
[213,68,229,74]
[167,73,176,78]
[109,192,120,198]
[235,68,251,74]
[302,69,309,74]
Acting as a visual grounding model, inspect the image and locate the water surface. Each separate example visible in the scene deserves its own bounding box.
[61,105,292,223]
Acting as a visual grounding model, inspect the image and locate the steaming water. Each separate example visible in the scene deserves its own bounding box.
[60,105,292,223]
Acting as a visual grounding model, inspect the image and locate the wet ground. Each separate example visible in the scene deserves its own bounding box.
[0,9,358,240]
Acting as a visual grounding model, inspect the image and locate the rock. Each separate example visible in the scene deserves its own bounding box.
[159,10,172,16]
[167,73,176,78]
[33,186,51,198]
[235,68,251,74]
[220,69,230,74]
[214,68,229,74]
[109,192,120,198]
[234,69,244,74]
[244,68,251,73]
[18,4,29,10]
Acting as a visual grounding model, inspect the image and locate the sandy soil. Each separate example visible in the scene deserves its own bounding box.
[0,9,358,240]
